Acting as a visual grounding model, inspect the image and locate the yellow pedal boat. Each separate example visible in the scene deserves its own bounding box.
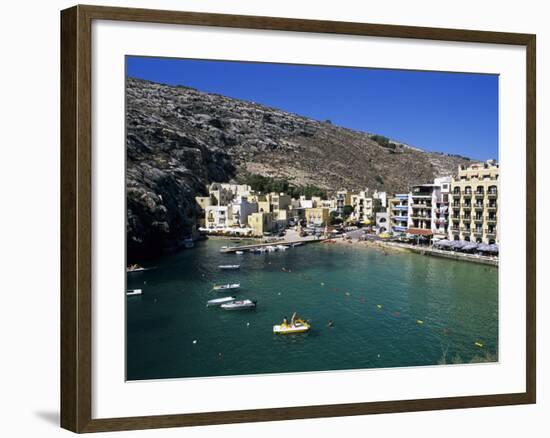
[273,313,310,334]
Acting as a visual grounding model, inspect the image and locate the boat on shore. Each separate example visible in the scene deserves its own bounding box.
[273,313,310,334]
[213,283,241,291]
[221,299,257,310]
[126,289,143,296]
[218,265,240,270]
[206,296,236,307]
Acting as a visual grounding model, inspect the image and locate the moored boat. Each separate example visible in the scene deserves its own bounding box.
[235,251,244,255]
[213,283,241,291]
[206,296,236,307]
[126,264,153,273]
[221,299,257,310]
[218,264,240,270]
[126,289,143,296]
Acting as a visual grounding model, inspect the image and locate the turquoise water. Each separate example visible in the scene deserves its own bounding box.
[126,239,498,380]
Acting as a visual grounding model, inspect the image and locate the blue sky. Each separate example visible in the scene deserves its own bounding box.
[127,56,498,161]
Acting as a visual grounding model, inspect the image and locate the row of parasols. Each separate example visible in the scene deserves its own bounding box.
[434,239,499,254]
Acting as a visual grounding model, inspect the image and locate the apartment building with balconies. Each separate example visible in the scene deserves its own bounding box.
[351,189,382,224]
[433,176,451,239]
[388,194,409,235]
[448,160,499,243]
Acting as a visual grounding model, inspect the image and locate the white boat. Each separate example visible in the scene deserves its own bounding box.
[206,296,236,307]
[218,265,240,270]
[213,283,241,291]
[221,299,257,310]
[126,264,152,273]
[235,251,244,255]
[276,245,288,251]
[126,289,143,296]
[266,245,276,252]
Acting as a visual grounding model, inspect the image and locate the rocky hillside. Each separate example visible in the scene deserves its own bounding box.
[126,77,470,259]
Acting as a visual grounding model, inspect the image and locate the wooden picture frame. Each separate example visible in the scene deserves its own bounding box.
[60,4,536,433]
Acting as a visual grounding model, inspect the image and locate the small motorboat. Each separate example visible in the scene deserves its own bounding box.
[206,296,236,307]
[126,264,152,273]
[273,312,310,334]
[235,251,244,255]
[126,289,143,296]
[213,283,241,291]
[221,299,257,310]
[218,265,240,270]
[276,245,288,251]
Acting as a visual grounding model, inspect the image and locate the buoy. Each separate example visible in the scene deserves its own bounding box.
[345,292,351,296]
[377,354,381,358]
[416,320,424,325]
[475,341,484,348]
[321,282,325,286]
[377,304,382,309]
[192,340,198,344]
[246,322,250,327]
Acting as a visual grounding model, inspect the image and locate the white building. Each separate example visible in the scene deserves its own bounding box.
[205,205,229,228]
[375,212,389,234]
[230,196,258,227]
[373,190,388,208]
[351,189,381,224]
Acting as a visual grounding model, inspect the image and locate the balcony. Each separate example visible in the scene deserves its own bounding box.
[411,204,431,209]
[486,217,497,224]
[474,204,484,210]
[485,229,497,236]
[487,191,498,198]
[394,205,408,210]
[474,217,484,223]
[461,216,471,222]
[461,204,472,210]
[486,205,497,211]
[462,191,472,198]
[460,227,471,232]
[452,192,461,198]
[473,229,483,236]
[393,225,408,232]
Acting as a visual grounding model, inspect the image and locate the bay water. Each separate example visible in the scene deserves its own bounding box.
[127,239,498,380]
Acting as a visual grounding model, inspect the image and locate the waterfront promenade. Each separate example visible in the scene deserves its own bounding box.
[346,238,499,266]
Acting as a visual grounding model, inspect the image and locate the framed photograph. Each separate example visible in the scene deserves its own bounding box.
[60,5,536,433]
